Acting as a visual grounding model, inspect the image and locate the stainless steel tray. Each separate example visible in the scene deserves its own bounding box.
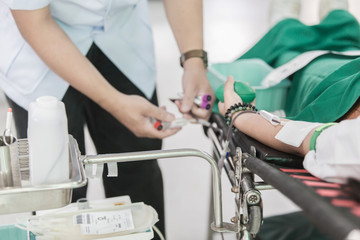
[0,135,87,214]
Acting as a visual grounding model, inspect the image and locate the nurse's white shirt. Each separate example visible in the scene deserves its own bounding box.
[0,0,156,110]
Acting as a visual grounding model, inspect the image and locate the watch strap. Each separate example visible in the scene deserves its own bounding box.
[180,49,208,68]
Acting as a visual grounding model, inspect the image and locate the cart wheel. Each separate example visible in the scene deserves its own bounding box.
[246,206,262,235]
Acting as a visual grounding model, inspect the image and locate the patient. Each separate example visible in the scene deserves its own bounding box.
[218,76,360,184]
[214,4,359,240]
[212,9,360,183]
[218,76,359,240]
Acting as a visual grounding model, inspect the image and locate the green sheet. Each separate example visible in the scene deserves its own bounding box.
[239,10,360,122]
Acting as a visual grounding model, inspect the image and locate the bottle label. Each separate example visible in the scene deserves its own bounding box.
[73,209,135,235]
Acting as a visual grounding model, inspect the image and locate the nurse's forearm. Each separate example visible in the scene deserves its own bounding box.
[163,0,203,54]
[163,0,213,119]
[11,6,122,112]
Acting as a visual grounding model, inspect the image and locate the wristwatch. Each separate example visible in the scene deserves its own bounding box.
[180,49,208,68]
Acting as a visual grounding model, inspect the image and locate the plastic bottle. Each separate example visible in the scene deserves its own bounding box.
[28,96,69,185]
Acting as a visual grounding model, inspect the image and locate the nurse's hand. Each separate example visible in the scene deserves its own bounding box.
[113,95,180,139]
[178,58,214,120]
[218,76,243,116]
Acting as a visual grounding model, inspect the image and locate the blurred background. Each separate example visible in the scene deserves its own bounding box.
[0,0,359,239]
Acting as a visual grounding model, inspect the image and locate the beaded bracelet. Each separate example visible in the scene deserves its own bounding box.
[224,103,258,127]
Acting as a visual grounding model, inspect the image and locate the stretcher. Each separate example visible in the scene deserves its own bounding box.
[206,112,360,240]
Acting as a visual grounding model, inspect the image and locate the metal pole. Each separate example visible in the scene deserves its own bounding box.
[82,148,223,228]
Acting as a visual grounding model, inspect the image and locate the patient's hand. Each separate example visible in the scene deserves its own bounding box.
[218,76,243,116]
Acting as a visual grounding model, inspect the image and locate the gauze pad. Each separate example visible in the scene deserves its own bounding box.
[275,121,322,147]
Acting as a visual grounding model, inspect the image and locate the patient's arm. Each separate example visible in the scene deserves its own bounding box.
[218,76,314,157]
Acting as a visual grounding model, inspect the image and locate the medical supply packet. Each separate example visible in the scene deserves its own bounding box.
[21,201,157,240]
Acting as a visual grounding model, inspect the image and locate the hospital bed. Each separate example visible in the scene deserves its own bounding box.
[206,112,360,240]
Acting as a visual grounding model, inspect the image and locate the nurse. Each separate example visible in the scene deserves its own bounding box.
[0,1,214,238]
